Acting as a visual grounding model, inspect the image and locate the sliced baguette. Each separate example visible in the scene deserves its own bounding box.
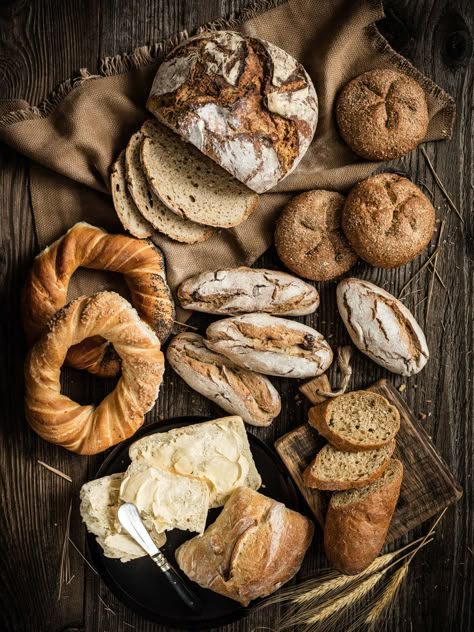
[110,150,155,239]
[129,416,262,507]
[125,129,215,243]
[324,458,403,574]
[141,119,259,228]
[308,390,400,452]
[119,461,210,534]
[303,440,396,490]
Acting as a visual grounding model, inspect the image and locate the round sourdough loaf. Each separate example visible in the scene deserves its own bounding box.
[147,31,318,193]
[342,173,435,268]
[275,190,358,281]
[336,69,428,160]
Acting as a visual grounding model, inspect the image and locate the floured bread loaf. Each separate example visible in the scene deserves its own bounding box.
[308,391,400,451]
[167,333,281,426]
[147,31,318,193]
[177,267,319,316]
[176,487,314,606]
[125,129,214,243]
[205,313,333,378]
[129,416,261,507]
[120,461,210,534]
[141,120,259,228]
[80,473,166,563]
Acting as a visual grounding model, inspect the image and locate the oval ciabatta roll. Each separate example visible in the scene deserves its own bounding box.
[167,333,281,426]
[205,313,333,378]
[337,278,429,376]
[177,267,319,316]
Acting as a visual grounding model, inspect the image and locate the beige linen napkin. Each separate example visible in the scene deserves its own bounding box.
[0,0,455,301]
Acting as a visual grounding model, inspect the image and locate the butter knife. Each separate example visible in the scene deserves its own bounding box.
[117,502,202,612]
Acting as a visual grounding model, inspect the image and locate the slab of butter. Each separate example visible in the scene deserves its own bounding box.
[129,416,262,508]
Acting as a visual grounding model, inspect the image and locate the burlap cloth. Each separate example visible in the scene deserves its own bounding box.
[0,0,455,307]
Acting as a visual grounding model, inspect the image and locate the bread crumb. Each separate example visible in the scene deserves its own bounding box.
[419,412,427,420]
[398,384,406,392]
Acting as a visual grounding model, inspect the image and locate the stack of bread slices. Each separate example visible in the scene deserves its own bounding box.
[111,119,259,243]
[304,390,403,575]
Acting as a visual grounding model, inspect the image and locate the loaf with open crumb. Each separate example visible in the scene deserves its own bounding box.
[336,69,428,160]
[308,391,400,451]
[303,440,396,490]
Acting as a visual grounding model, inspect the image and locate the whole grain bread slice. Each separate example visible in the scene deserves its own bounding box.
[324,458,403,574]
[308,390,400,452]
[125,129,215,243]
[111,150,156,239]
[303,439,396,490]
[141,120,259,228]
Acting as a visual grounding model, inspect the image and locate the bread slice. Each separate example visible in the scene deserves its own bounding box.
[324,459,403,574]
[308,391,400,452]
[303,440,396,490]
[125,129,215,243]
[129,416,262,507]
[110,150,155,239]
[120,461,210,534]
[141,120,259,228]
[80,473,166,563]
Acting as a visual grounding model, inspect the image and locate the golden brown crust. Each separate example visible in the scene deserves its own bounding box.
[24,292,165,455]
[336,69,428,160]
[175,487,314,606]
[308,391,400,452]
[342,174,435,268]
[21,222,174,377]
[275,190,358,281]
[323,460,403,574]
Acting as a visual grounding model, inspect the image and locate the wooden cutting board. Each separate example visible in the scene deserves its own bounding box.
[275,379,463,543]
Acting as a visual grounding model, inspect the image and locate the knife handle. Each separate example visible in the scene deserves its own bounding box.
[153,552,202,612]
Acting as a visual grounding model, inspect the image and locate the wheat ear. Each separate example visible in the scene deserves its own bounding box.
[365,564,409,625]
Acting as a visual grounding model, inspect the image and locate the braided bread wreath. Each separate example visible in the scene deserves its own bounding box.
[21,222,175,378]
[24,292,165,454]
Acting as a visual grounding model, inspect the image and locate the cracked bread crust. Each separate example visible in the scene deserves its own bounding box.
[342,174,435,268]
[336,69,428,160]
[166,333,281,426]
[275,190,358,281]
[147,31,318,193]
[336,278,429,376]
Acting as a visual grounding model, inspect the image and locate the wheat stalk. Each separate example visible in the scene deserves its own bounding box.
[365,564,409,626]
[38,460,72,483]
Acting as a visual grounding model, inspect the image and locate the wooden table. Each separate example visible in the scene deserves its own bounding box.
[0,1,472,630]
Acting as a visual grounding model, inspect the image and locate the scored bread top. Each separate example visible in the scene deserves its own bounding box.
[140,120,259,228]
[308,390,400,451]
[303,440,396,491]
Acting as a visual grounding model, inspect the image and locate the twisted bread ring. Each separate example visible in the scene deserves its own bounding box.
[22,222,174,377]
[24,292,165,455]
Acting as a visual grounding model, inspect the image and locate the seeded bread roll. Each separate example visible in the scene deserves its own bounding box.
[125,129,215,243]
[147,31,318,193]
[336,69,428,160]
[303,440,396,490]
[176,487,314,606]
[141,120,259,228]
[111,151,155,239]
[337,278,429,376]
[167,333,281,426]
[205,313,333,378]
[324,459,403,574]
[342,173,435,268]
[308,391,400,452]
[178,267,319,316]
[275,190,358,281]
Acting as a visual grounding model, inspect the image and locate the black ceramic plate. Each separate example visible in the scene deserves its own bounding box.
[87,417,300,630]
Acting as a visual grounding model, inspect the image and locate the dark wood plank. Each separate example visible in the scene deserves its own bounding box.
[0,0,472,631]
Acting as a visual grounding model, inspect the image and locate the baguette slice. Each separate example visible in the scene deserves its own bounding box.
[120,461,210,534]
[308,391,400,452]
[110,150,155,239]
[303,440,396,490]
[324,458,403,574]
[125,129,215,243]
[129,416,261,508]
[141,119,259,228]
